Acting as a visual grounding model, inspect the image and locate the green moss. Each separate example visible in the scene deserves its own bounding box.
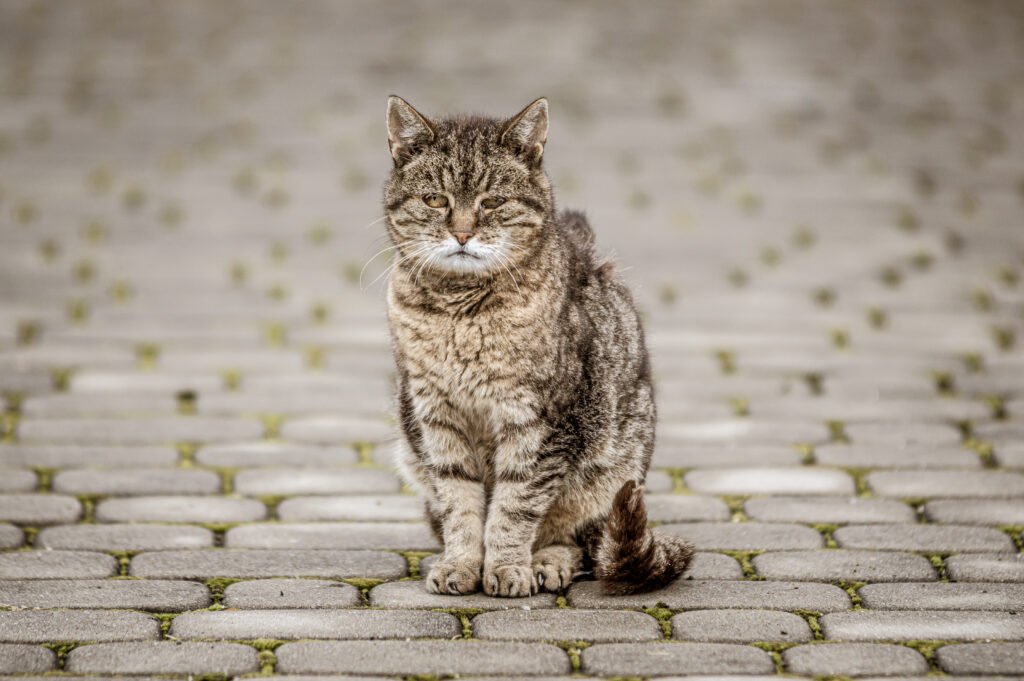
[109,551,141,576]
[713,349,737,374]
[432,608,483,638]
[397,551,434,579]
[177,390,198,415]
[150,612,178,637]
[829,328,850,349]
[16,320,41,345]
[176,442,198,466]
[931,371,955,396]
[964,438,997,468]
[304,345,326,369]
[983,395,1008,420]
[205,578,242,604]
[719,495,749,522]
[661,468,690,494]
[727,397,749,417]
[554,641,591,672]
[33,467,56,492]
[928,555,948,581]
[727,268,748,288]
[263,323,288,347]
[837,580,865,608]
[555,595,569,609]
[51,367,74,392]
[999,525,1024,552]
[825,420,849,444]
[343,577,385,605]
[866,307,887,330]
[812,288,836,307]
[42,642,80,668]
[354,443,376,466]
[802,372,824,396]
[992,325,1016,351]
[839,468,872,498]
[720,550,762,579]
[136,342,160,369]
[810,523,839,549]
[254,495,285,519]
[222,370,243,391]
[205,467,240,494]
[642,606,674,638]
[793,610,823,640]
[257,649,277,674]
[794,443,816,465]
[899,640,950,672]
[961,352,985,373]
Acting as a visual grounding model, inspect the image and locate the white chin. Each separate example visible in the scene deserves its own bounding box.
[435,252,493,275]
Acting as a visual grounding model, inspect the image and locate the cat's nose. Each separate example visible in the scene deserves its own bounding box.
[452,231,473,246]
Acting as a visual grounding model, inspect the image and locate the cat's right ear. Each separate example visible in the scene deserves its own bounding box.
[387,96,435,166]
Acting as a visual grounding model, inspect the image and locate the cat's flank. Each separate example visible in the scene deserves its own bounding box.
[383,96,694,597]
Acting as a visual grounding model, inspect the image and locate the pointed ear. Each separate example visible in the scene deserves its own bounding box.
[500,97,548,165]
[386,95,435,165]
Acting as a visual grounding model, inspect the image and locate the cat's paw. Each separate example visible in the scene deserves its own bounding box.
[532,545,581,592]
[483,563,537,598]
[425,559,481,595]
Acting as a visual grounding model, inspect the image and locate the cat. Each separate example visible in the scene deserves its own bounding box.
[382,95,694,597]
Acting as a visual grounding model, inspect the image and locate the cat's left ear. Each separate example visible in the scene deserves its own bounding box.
[387,95,435,166]
[501,97,548,165]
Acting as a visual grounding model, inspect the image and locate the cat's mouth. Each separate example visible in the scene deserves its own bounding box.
[449,250,478,259]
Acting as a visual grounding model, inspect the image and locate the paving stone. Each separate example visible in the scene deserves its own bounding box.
[279,417,395,444]
[745,496,915,523]
[783,643,928,677]
[868,471,1024,498]
[671,610,811,643]
[975,422,1024,446]
[658,523,823,551]
[658,420,829,446]
[860,582,1024,611]
[275,641,571,675]
[946,554,1024,582]
[834,524,1016,552]
[0,445,179,469]
[171,609,460,640]
[651,445,803,468]
[820,611,1024,641]
[0,579,210,611]
[0,470,36,492]
[96,496,267,523]
[815,445,982,469]
[937,643,1024,675]
[473,610,661,642]
[0,494,81,525]
[36,523,213,551]
[196,442,357,467]
[223,579,361,609]
[644,470,674,492]
[645,494,731,522]
[233,468,400,495]
[226,522,440,550]
[53,469,221,496]
[0,525,22,549]
[582,642,774,676]
[0,645,56,673]
[845,422,963,447]
[130,549,407,579]
[65,642,259,675]
[925,499,1024,525]
[278,494,424,521]
[68,372,224,394]
[685,467,854,495]
[753,550,937,582]
[16,418,263,445]
[568,579,850,612]
[369,579,558,609]
[996,444,1024,468]
[21,394,180,417]
[0,550,118,578]
[0,610,160,642]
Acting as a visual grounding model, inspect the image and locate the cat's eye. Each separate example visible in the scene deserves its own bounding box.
[423,193,449,208]
[481,197,506,209]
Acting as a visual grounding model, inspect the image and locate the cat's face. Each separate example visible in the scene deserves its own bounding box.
[382,97,553,279]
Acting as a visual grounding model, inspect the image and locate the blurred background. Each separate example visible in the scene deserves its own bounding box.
[0,0,1022,433]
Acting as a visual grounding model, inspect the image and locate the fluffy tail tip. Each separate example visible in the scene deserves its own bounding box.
[595,480,695,595]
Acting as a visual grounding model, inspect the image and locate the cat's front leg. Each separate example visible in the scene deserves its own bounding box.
[418,420,487,595]
[483,426,563,597]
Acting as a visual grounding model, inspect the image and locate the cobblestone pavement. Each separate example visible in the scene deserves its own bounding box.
[1,0,1023,678]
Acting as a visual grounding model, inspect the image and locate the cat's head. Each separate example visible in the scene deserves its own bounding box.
[382,96,553,279]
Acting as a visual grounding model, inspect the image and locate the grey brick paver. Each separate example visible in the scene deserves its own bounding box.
[0,470,36,492]
[651,445,803,468]
[582,642,775,676]
[671,610,812,643]
[936,643,1024,675]
[0,446,179,469]
[17,418,263,445]
[279,417,395,445]
[745,496,915,524]
[369,580,558,609]
[834,525,1016,552]
[278,495,424,521]
[0,494,81,524]
[65,642,259,675]
[196,442,357,467]
[224,579,362,609]
[234,468,400,495]
[753,550,937,582]
[644,494,731,522]
[845,422,962,446]
[96,496,267,523]
[820,611,1024,641]
[569,579,850,611]
[783,643,929,677]
[171,609,460,640]
[473,610,661,642]
[658,522,823,551]
[0,611,160,643]
[868,471,1024,498]
[0,645,56,673]
[0,579,210,611]
[859,583,1024,611]
[0,551,118,579]
[685,467,854,495]
[815,445,982,469]
[945,554,1024,582]
[226,522,440,550]
[925,500,1024,525]
[658,420,829,446]
[276,641,571,675]
[36,524,213,551]
[130,549,407,579]
[53,469,221,496]
[0,526,21,549]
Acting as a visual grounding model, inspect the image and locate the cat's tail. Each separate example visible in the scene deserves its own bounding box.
[559,209,596,253]
[593,480,695,594]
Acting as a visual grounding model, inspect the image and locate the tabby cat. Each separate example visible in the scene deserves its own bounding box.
[383,95,694,597]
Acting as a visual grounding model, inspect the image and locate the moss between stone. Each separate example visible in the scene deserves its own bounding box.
[899,639,950,672]
[794,443,816,465]
[727,396,750,417]
[792,610,823,640]
[354,443,376,467]
[713,349,737,374]
[642,606,674,638]
[837,580,865,609]
[964,438,997,468]
[51,367,74,392]
[205,577,242,604]
[342,577,385,605]
[927,555,948,581]
[431,608,482,639]
[397,551,434,579]
[720,550,762,579]
[719,495,750,522]
[258,414,284,439]
[149,612,178,637]
[838,468,872,498]
[1000,525,1024,552]
[750,641,796,674]
[32,467,56,492]
[554,640,591,672]
[809,523,839,549]
[42,642,80,669]
[825,421,849,444]
[660,467,690,494]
